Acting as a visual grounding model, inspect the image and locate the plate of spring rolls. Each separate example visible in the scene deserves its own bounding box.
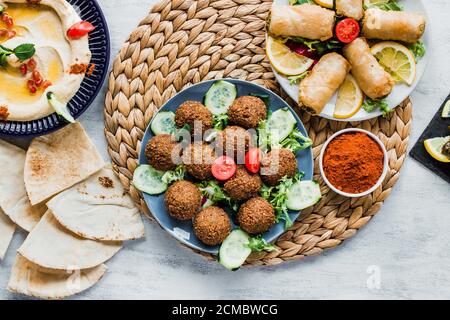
[266,0,429,121]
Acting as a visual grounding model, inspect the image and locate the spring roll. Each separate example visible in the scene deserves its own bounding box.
[299,53,351,115]
[343,38,394,100]
[269,4,335,41]
[362,8,426,43]
[336,0,364,20]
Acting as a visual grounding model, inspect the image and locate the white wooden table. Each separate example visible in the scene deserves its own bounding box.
[1,0,450,300]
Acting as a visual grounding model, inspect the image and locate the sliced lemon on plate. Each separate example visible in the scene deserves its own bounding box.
[314,0,334,9]
[334,74,364,119]
[371,41,416,86]
[424,137,450,163]
[266,36,314,76]
[442,100,450,119]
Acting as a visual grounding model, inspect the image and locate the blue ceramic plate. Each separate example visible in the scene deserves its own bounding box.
[139,79,314,254]
[0,0,110,136]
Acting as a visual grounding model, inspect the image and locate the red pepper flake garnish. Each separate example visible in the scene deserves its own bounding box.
[87,63,95,76]
[6,30,15,39]
[27,58,37,71]
[70,63,88,74]
[0,106,9,120]
[27,80,37,94]
[20,64,28,75]
[42,80,52,89]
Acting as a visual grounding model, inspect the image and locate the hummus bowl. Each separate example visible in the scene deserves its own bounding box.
[0,0,110,136]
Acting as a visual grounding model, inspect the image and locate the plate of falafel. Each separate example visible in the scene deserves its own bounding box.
[133,79,322,270]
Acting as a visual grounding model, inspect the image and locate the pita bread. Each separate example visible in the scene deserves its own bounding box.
[0,209,15,260]
[47,165,145,241]
[0,140,46,231]
[24,122,105,206]
[18,210,121,270]
[8,255,106,299]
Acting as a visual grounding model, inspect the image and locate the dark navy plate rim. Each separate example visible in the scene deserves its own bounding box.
[0,0,110,137]
[139,79,314,255]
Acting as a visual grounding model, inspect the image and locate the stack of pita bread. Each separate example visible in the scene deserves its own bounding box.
[0,123,145,299]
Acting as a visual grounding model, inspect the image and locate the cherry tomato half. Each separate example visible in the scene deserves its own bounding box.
[67,21,95,39]
[335,18,360,44]
[212,156,237,181]
[245,148,261,174]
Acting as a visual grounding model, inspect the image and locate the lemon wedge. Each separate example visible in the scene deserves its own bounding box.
[424,137,450,163]
[334,74,364,119]
[371,41,416,86]
[314,0,334,9]
[266,36,314,76]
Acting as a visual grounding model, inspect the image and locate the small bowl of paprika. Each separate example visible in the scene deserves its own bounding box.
[319,128,388,198]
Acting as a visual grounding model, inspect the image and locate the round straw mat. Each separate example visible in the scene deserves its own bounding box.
[104,0,411,266]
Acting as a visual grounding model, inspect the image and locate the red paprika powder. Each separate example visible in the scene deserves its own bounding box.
[323,132,384,194]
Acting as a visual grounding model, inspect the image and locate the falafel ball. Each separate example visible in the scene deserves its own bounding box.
[193,206,232,246]
[182,142,215,180]
[175,101,213,135]
[215,126,253,162]
[260,148,298,186]
[228,96,267,129]
[165,180,202,220]
[223,166,262,201]
[237,197,275,234]
[145,134,180,171]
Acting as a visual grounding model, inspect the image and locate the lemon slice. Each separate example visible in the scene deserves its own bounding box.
[334,74,364,119]
[266,36,314,76]
[442,100,450,119]
[424,137,450,163]
[314,0,334,9]
[371,41,416,86]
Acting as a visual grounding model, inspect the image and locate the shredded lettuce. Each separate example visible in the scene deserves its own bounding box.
[260,172,304,230]
[198,180,238,211]
[288,71,309,85]
[408,41,426,61]
[288,37,344,56]
[161,165,186,185]
[363,0,402,11]
[289,0,314,5]
[362,98,393,117]
[246,235,276,252]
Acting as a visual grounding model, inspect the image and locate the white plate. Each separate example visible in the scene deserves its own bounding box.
[271,0,430,121]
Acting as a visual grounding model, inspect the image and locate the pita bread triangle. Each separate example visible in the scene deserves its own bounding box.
[0,139,46,231]
[0,209,15,260]
[47,164,145,241]
[8,255,106,299]
[18,210,121,270]
[24,122,105,206]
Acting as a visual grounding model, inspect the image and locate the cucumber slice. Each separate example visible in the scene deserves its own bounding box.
[286,180,321,211]
[151,111,176,135]
[219,229,252,271]
[132,165,168,195]
[267,108,297,145]
[47,92,75,123]
[442,100,450,119]
[204,80,237,115]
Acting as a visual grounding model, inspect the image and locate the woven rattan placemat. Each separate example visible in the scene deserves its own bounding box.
[104,0,411,266]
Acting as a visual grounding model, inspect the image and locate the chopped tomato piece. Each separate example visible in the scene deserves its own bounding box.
[27,58,37,71]
[67,21,95,39]
[245,148,261,174]
[6,30,15,39]
[212,156,237,181]
[0,29,7,37]
[335,18,360,44]
[20,64,27,75]
[27,80,37,94]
